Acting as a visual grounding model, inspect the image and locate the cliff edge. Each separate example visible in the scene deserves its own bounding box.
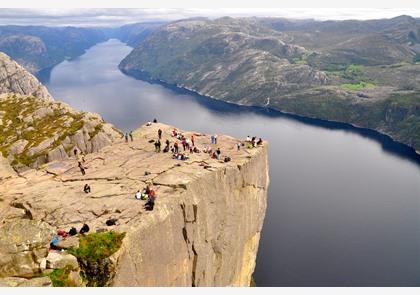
[0,122,269,286]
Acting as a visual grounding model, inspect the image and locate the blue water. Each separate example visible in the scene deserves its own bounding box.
[44,39,420,286]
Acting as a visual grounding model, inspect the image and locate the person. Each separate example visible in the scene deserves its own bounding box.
[144,189,156,211]
[224,156,231,163]
[236,142,241,151]
[50,235,62,250]
[153,118,158,123]
[257,138,263,145]
[135,190,141,200]
[246,136,251,142]
[154,140,161,152]
[158,129,162,140]
[216,148,221,160]
[172,128,178,137]
[146,121,152,126]
[129,131,133,142]
[79,223,90,235]
[181,138,187,151]
[106,218,118,226]
[125,133,128,143]
[68,227,77,236]
[193,146,200,153]
[191,135,195,146]
[84,184,91,193]
[78,162,86,176]
[210,135,215,144]
[174,142,179,153]
[73,148,78,157]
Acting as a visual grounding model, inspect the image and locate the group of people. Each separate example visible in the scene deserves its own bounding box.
[50,223,90,250]
[124,131,134,143]
[135,185,156,211]
[245,136,263,148]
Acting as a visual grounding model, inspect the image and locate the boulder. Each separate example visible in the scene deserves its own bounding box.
[46,252,79,271]
[0,219,55,278]
[8,139,29,155]
[56,236,79,249]
[47,145,68,162]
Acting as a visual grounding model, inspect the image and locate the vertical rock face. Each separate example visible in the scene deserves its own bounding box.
[108,125,270,287]
[0,52,52,100]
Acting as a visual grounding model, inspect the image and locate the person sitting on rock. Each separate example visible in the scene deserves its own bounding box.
[84,184,91,193]
[50,235,62,250]
[216,148,221,160]
[79,223,90,235]
[68,227,77,236]
[153,118,158,123]
[144,190,156,211]
[172,128,178,137]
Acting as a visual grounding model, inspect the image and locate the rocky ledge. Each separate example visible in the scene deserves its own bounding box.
[0,52,52,100]
[0,93,122,170]
[0,122,269,286]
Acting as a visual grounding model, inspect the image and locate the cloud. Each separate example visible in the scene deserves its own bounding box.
[0,8,419,27]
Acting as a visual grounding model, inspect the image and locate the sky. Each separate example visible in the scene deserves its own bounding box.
[0,8,419,27]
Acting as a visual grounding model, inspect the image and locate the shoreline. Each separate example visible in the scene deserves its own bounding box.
[120,67,420,160]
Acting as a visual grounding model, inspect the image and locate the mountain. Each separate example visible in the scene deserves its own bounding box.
[0,51,52,100]
[120,17,329,104]
[0,26,108,74]
[113,22,166,47]
[120,16,420,153]
[0,53,122,170]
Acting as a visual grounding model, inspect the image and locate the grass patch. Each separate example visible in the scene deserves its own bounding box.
[67,231,125,263]
[88,123,103,140]
[340,81,375,91]
[48,266,77,287]
[67,231,126,287]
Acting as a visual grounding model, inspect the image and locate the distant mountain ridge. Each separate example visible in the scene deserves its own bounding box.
[0,22,166,75]
[119,16,420,152]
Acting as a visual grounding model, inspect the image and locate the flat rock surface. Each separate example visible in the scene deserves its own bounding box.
[0,122,266,233]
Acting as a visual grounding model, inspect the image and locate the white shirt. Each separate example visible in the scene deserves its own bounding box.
[135,192,141,199]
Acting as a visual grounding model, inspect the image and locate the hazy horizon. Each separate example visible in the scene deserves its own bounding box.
[0,8,419,27]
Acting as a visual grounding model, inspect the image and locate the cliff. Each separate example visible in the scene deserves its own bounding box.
[0,122,269,286]
[0,53,122,170]
[0,52,52,100]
